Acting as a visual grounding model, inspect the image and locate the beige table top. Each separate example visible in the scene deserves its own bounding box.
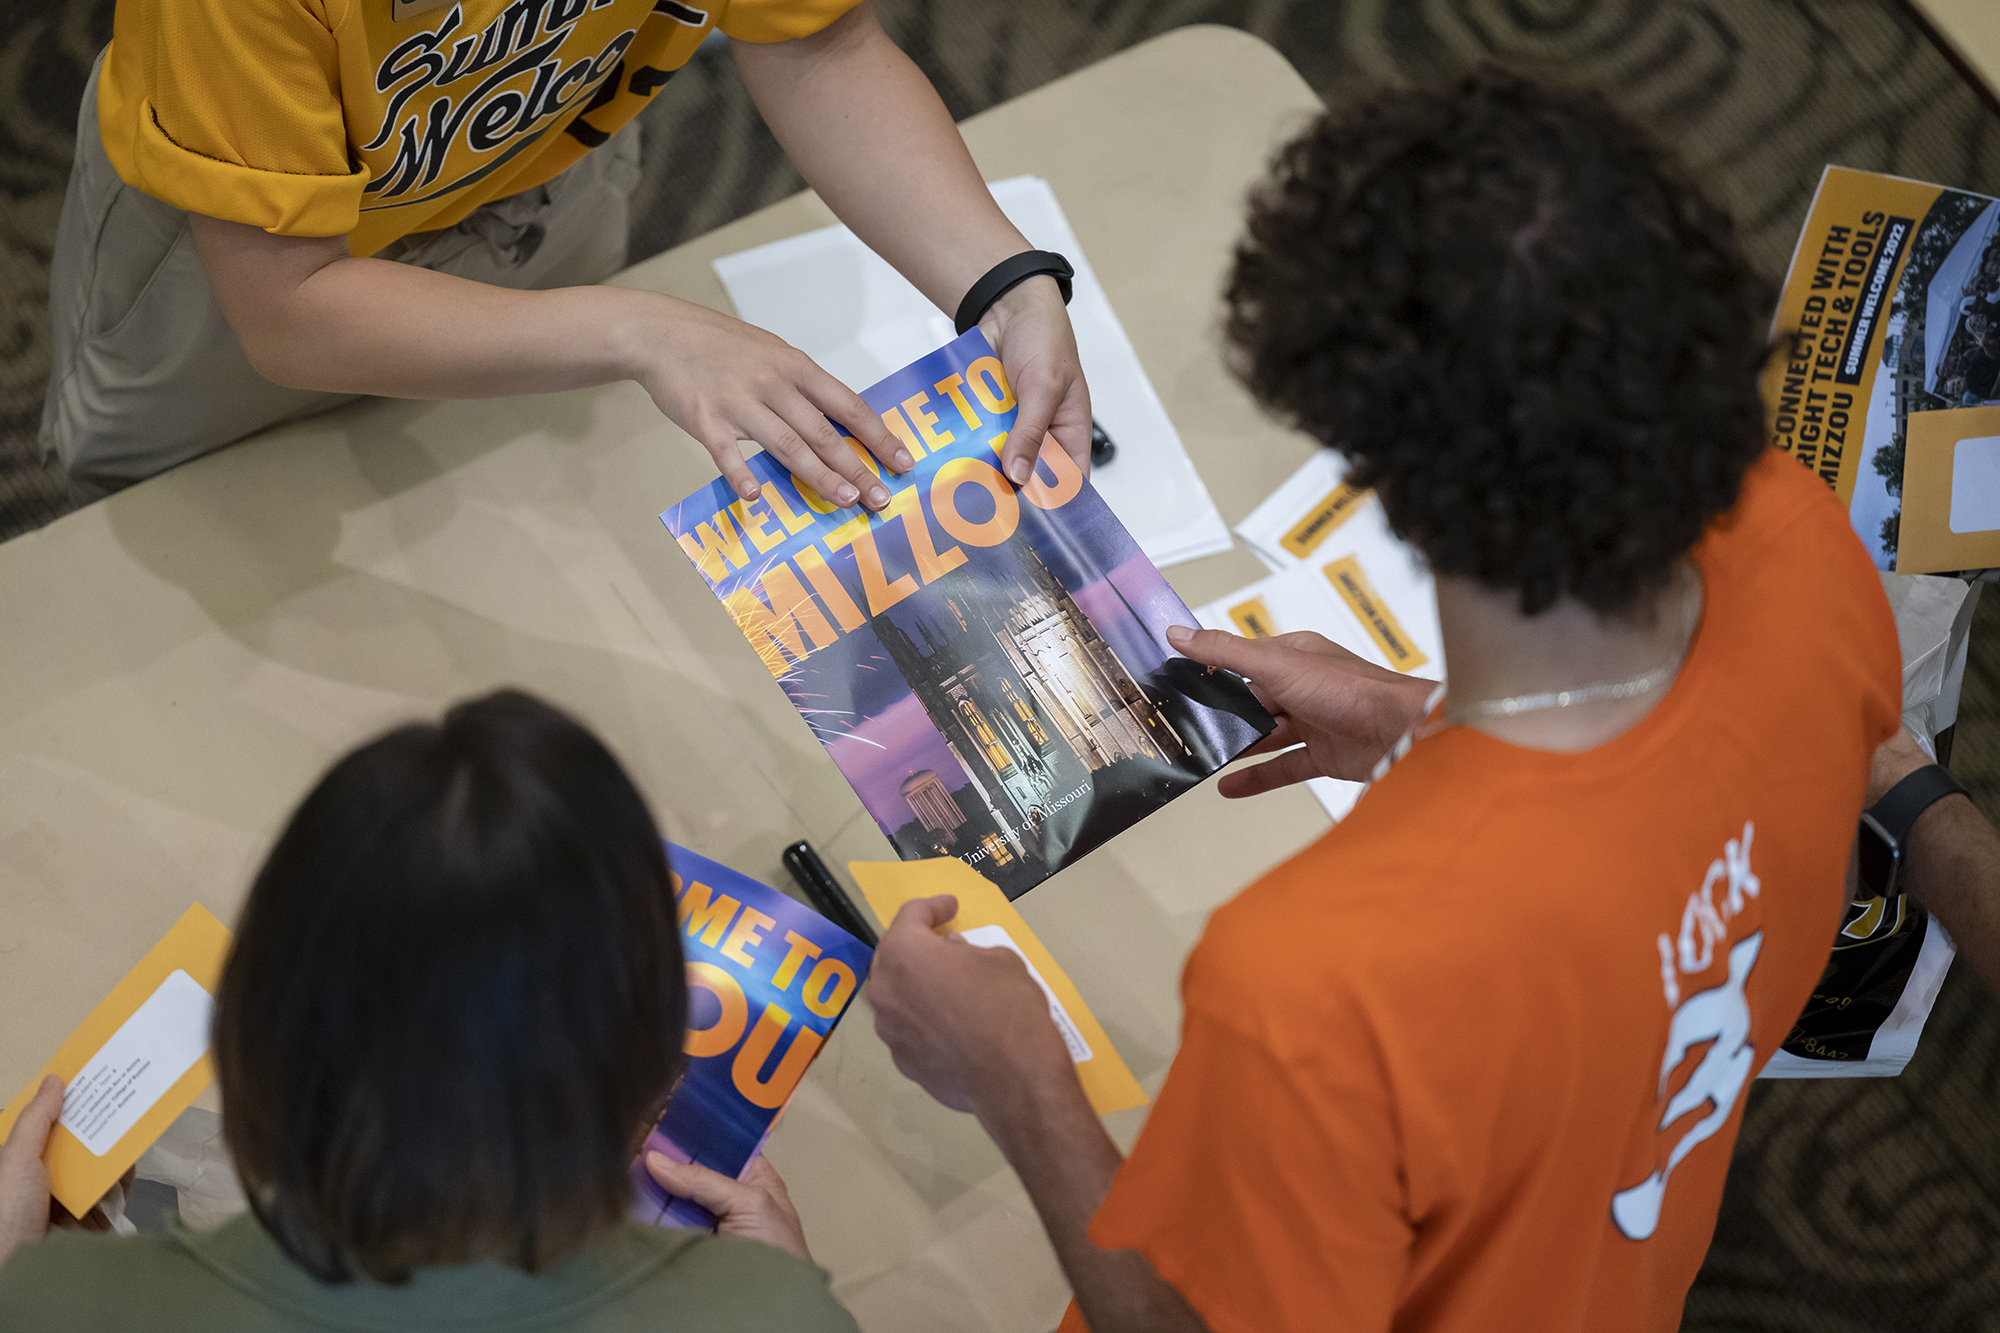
[1910,0,2000,96]
[0,25,1328,1331]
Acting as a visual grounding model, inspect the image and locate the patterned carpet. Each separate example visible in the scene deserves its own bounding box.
[3,0,1999,1327]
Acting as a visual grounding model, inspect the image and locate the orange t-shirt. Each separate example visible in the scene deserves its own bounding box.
[1074,449,1902,1333]
[98,0,859,257]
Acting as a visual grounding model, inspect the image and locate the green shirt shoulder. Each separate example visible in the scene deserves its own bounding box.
[0,1214,858,1333]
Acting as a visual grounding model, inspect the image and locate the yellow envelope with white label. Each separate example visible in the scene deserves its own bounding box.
[0,904,232,1219]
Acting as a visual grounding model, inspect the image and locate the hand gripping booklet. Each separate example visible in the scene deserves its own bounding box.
[634,845,873,1229]
[662,330,1275,900]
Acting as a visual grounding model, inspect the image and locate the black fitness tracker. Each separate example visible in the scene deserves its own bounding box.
[954,250,1075,334]
[1857,763,1967,898]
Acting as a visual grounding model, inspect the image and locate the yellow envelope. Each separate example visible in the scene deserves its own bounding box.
[1897,404,2000,574]
[0,904,233,1219]
[848,859,1148,1116]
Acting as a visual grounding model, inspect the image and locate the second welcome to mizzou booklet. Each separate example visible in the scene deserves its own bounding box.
[634,846,873,1229]
[662,330,1274,899]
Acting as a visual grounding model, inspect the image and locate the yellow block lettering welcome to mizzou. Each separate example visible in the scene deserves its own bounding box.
[1322,557,1428,672]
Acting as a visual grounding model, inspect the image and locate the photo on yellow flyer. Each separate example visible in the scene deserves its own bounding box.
[1765,165,2000,573]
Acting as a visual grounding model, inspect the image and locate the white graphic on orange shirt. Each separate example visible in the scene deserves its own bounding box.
[1612,930,1761,1241]
[1655,820,1759,1009]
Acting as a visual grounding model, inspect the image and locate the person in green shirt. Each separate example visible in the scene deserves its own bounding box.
[0,690,855,1332]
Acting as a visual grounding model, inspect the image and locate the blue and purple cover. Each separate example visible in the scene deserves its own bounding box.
[633,844,873,1229]
[661,330,1274,900]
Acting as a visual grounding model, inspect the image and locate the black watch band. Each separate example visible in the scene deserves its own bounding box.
[954,250,1074,335]
[1867,763,1967,846]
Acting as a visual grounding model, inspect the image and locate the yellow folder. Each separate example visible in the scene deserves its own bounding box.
[848,859,1147,1116]
[0,905,232,1219]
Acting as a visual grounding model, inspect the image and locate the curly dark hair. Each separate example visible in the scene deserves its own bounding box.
[1226,67,1774,617]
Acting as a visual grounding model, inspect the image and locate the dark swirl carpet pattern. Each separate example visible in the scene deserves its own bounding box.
[2,1,1998,1328]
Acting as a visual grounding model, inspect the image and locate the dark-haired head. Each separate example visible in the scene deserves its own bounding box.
[1227,67,1773,617]
[215,689,684,1284]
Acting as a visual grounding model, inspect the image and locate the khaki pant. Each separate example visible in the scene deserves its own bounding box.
[41,53,642,490]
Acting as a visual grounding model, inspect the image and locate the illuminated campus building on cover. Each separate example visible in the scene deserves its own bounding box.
[879,545,1191,869]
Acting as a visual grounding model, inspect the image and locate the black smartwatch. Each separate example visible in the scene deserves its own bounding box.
[1857,763,1967,897]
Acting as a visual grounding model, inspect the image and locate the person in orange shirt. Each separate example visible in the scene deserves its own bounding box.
[42,0,1088,502]
[866,68,1904,1332]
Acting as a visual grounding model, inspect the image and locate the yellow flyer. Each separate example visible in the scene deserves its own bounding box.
[848,858,1148,1116]
[0,905,232,1219]
[1765,166,2000,572]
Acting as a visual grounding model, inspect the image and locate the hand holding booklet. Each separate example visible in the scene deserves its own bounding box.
[662,330,1275,900]
[635,846,872,1229]
[711,176,1233,568]
[1195,450,1446,825]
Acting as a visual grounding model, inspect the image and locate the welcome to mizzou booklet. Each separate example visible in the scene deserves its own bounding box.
[662,330,1274,900]
[634,846,873,1229]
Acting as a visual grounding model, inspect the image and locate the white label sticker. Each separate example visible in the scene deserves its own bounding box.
[59,970,214,1157]
[1950,436,2000,534]
[959,925,1093,1063]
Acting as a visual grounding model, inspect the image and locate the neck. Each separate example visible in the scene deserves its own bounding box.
[1437,561,1702,752]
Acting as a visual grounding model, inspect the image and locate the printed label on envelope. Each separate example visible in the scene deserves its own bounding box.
[59,970,214,1156]
[1323,556,1430,672]
[1228,596,1277,639]
[1281,481,1371,558]
[848,858,1148,1115]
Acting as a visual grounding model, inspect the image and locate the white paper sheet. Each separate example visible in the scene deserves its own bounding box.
[1226,453,1445,671]
[1234,449,1346,572]
[1197,453,1445,825]
[712,177,1233,568]
[60,970,214,1156]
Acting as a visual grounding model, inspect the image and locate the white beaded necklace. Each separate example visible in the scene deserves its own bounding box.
[1446,658,1683,722]
[1442,575,1701,727]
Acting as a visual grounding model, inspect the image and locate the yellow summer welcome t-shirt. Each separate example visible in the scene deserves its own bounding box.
[98,0,858,256]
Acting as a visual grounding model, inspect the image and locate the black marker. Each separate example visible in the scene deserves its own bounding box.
[782,841,878,948]
[1090,418,1117,468]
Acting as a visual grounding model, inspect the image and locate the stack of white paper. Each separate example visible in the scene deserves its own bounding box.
[1194,452,1446,823]
[712,176,1232,568]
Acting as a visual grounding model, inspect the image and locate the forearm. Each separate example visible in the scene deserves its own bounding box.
[275,261,651,397]
[734,3,1031,313]
[191,205,919,503]
[979,1071,1209,1333]
[1904,794,2000,998]
[201,237,653,398]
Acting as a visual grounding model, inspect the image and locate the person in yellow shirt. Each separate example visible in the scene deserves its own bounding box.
[41,0,1089,508]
